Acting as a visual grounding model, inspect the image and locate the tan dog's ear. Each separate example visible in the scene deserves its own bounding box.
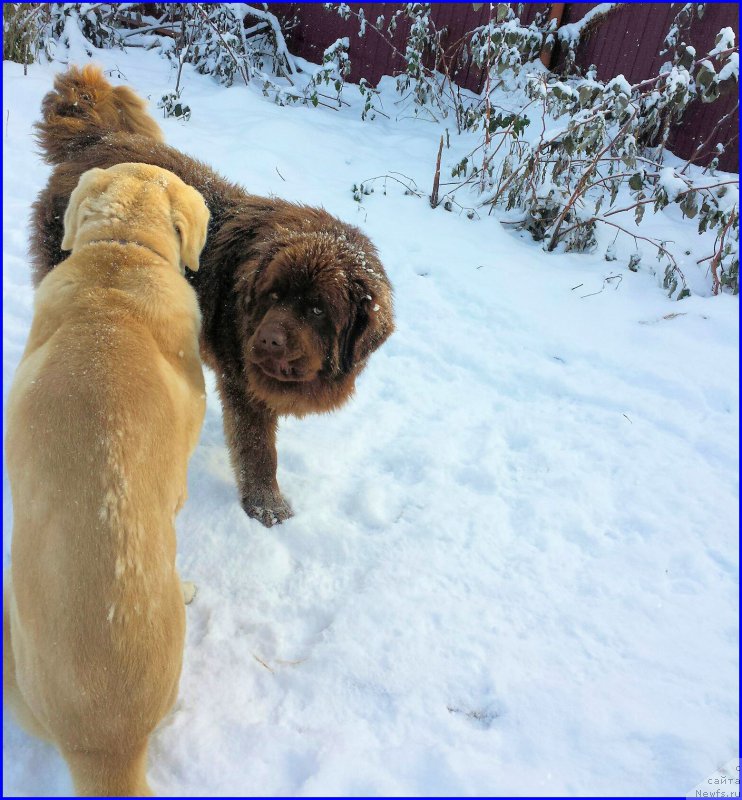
[61,167,111,251]
[168,182,210,272]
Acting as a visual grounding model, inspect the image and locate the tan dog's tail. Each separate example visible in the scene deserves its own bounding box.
[35,64,164,165]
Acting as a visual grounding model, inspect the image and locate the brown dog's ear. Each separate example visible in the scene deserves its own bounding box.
[110,85,165,141]
[61,167,110,251]
[168,182,210,272]
[340,284,394,374]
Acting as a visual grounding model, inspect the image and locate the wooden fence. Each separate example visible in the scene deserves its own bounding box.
[276,2,739,172]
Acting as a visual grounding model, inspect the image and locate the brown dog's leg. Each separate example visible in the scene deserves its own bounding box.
[216,370,293,527]
[30,180,70,287]
[64,743,152,797]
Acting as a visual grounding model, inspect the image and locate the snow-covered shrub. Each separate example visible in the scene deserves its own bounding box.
[158,90,191,122]
[183,4,296,89]
[159,6,354,111]
[438,8,739,297]
[3,4,44,67]
[326,2,553,129]
[329,1,737,295]
[3,3,128,64]
[530,25,738,296]
[309,37,351,108]
[556,3,623,73]
[358,77,383,121]
[187,5,251,87]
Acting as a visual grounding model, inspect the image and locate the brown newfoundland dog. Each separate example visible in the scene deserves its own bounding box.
[31,65,394,527]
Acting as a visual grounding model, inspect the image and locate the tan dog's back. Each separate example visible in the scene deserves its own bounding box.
[4,164,210,796]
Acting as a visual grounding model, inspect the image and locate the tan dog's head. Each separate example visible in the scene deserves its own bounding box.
[61,163,210,272]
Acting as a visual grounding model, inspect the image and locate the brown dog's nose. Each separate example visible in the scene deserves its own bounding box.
[257,322,287,354]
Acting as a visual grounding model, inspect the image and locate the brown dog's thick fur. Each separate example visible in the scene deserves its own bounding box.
[36,64,165,163]
[5,163,210,796]
[31,65,394,527]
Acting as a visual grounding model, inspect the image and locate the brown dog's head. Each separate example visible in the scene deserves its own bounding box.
[40,63,164,144]
[230,211,394,417]
[61,163,210,273]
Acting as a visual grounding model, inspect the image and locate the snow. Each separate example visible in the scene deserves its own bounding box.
[717,51,739,84]
[659,167,687,202]
[606,73,632,96]
[710,26,736,57]
[228,4,298,75]
[557,4,618,45]
[665,64,691,96]
[3,39,739,798]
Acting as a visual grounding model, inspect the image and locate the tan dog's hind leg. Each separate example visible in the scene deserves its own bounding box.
[3,575,51,741]
[64,743,153,797]
[181,581,197,606]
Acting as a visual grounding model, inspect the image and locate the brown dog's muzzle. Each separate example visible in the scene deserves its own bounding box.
[255,321,287,358]
[248,317,321,383]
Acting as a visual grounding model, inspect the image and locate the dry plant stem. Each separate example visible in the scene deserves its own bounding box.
[237,11,254,82]
[708,208,737,295]
[308,97,342,111]
[486,97,539,168]
[195,5,249,86]
[602,179,738,219]
[174,13,197,95]
[15,4,44,32]
[581,274,623,298]
[583,172,653,192]
[340,9,434,81]
[611,45,739,104]
[252,654,274,673]
[547,110,638,251]
[485,99,644,213]
[655,110,672,164]
[439,50,464,132]
[439,124,524,200]
[528,83,549,205]
[118,21,181,39]
[486,156,532,213]
[361,173,422,196]
[338,6,493,118]
[455,98,538,169]
[480,5,494,192]
[431,135,444,208]
[681,100,739,174]
[236,4,297,77]
[559,215,684,283]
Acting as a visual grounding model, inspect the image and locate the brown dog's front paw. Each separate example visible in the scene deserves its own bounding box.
[241,492,294,527]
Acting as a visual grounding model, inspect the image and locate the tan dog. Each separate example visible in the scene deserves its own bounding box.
[4,163,210,796]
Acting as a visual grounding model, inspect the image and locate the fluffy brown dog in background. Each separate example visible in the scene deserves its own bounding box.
[36,62,164,160]
[31,65,395,527]
[4,163,209,796]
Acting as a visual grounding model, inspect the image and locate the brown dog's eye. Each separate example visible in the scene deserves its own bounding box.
[269,292,280,302]
[311,307,324,317]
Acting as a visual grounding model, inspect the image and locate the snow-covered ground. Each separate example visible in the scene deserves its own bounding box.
[3,43,739,797]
